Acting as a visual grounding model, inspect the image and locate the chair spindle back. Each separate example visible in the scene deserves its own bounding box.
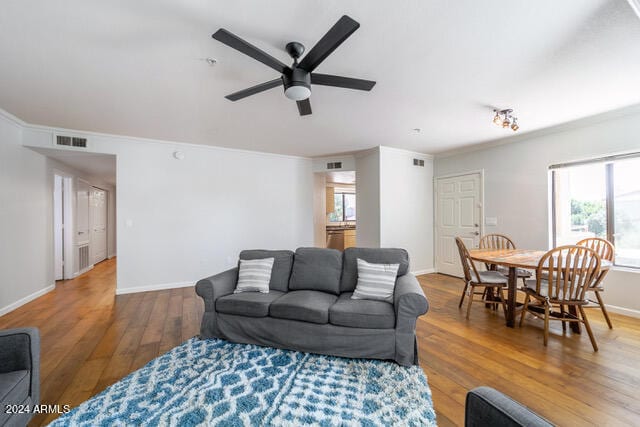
[536,245,601,302]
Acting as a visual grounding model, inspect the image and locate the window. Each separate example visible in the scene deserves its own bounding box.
[551,155,640,268]
[328,193,356,222]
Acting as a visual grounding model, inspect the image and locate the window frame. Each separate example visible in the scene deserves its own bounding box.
[328,192,356,223]
[550,154,640,269]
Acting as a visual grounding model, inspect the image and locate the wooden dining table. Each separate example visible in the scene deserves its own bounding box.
[468,248,612,329]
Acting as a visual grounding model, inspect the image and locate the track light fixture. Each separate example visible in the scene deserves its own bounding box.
[492,109,519,132]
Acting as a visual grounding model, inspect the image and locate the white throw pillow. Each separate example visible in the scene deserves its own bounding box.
[234,258,275,293]
[352,258,400,302]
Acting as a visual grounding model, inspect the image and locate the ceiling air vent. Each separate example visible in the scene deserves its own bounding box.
[56,135,72,146]
[327,162,342,169]
[413,158,425,167]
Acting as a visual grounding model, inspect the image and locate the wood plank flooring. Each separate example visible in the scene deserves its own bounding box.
[1,258,639,426]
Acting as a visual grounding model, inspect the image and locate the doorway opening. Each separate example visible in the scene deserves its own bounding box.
[313,170,356,250]
[37,148,117,287]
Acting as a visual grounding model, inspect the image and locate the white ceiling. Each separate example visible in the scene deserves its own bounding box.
[2,1,640,157]
[31,147,116,186]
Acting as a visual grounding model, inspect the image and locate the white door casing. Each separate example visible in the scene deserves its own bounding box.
[54,175,64,280]
[435,172,483,277]
[90,187,108,264]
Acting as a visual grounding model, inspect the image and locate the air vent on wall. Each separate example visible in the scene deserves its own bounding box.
[327,162,342,169]
[72,137,87,147]
[56,135,72,146]
[413,158,425,167]
[55,134,88,148]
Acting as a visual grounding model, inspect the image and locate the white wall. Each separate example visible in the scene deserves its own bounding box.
[355,148,381,248]
[0,112,54,315]
[379,147,434,273]
[22,125,314,294]
[434,109,640,315]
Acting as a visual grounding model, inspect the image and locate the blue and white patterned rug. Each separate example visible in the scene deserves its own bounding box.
[50,338,436,426]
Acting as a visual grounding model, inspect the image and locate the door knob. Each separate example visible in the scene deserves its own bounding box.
[470,231,479,236]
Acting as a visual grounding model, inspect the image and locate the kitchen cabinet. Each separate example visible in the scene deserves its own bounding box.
[344,229,356,249]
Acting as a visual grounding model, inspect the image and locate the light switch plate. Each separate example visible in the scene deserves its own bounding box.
[485,217,498,226]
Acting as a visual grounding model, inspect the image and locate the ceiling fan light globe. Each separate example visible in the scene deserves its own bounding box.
[285,85,311,101]
[492,113,502,126]
[502,119,510,128]
[511,123,519,131]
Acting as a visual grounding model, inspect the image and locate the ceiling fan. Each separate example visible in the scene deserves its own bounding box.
[211,15,376,116]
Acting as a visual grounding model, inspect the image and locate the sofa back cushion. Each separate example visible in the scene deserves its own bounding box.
[340,248,410,293]
[288,247,342,295]
[239,250,294,292]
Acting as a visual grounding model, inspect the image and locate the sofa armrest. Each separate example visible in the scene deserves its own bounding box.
[393,273,428,331]
[0,327,40,405]
[195,267,238,311]
[465,387,554,427]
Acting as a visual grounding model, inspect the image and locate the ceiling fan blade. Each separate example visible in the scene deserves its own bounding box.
[298,15,360,72]
[311,73,376,91]
[212,29,290,74]
[225,78,282,101]
[297,98,312,116]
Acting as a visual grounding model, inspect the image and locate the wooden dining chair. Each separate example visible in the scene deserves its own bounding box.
[576,237,615,329]
[455,237,508,319]
[519,245,601,351]
[479,234,532,285]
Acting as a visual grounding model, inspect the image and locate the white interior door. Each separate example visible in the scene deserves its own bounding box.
[54,175,64,280]
[90,187,107,264]
[435,173,482,277]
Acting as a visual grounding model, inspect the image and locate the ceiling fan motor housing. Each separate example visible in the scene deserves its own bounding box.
[283,67,311,96]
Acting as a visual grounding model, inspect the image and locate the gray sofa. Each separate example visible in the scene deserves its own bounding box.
[196,247,429,366]
[0,327,40,427]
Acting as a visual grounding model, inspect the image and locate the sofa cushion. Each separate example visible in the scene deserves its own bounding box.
[288,248,342,295]
[341,248,410,293]
[216,291,285,318]
[329,292,395,329]
[270,290,338,324]
[0,370,30,409]
[239,250,294,292]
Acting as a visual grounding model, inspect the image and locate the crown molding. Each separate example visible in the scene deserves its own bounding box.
[0,108,27,128]
[0,106,311,161]
[435,103,640,159]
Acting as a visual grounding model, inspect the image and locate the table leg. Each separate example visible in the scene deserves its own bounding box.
[506,266,517,327]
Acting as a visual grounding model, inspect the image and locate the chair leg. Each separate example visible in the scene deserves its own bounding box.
[543,303,550,347]
[459,281,469,308]
[594,291,613,329]
[560,304,567,333]
[466,285,475,319]
[499,288,508,319]
[519,294,530,327]
[579,306,599,352]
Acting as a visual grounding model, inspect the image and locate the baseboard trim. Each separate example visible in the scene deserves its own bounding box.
[115,281,194,295]
[411,268,436,276]
[604,304,640,319]
[0,284,55,316]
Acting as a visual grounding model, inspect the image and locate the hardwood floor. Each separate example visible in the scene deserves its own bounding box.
[1,258,639,426]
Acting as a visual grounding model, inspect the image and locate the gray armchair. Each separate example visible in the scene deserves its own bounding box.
[0,328,40,427]
[465,387,553,427]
